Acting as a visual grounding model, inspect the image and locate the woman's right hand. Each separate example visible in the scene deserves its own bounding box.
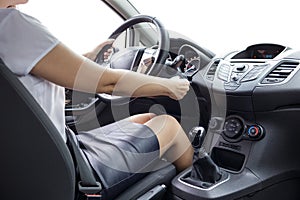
[165,76,190,100]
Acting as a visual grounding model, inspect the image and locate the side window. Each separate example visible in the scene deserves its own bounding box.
[19,0,123,54]
[113,24,159,52]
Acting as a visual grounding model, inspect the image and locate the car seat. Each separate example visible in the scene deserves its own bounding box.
[0,58,176,200]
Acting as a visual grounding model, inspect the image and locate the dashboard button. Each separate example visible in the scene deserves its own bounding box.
[218,64,230,81]
[224,82,240,90]
[234,64,248,72]
[261,77,285,84]
[236,65,246,71]
[241,65,265,82]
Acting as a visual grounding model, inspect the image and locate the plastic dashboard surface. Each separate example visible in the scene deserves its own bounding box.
[205,43,300,93]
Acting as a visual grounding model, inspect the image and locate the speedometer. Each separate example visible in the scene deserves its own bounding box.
[178,44,203,77]
[185,57,200,76]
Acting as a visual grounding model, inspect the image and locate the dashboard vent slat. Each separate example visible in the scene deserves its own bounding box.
[206,60,220,81]
[262,62,299,84]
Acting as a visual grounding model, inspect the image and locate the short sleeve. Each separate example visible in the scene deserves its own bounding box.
[0,9,59,75]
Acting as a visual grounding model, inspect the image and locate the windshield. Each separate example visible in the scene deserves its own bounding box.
[129,0,300,56]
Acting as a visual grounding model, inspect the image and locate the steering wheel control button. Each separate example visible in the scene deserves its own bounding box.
[223,116,245,139]
[247,125,263,139]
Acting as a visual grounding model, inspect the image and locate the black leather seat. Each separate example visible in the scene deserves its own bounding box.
[0,59,176,200]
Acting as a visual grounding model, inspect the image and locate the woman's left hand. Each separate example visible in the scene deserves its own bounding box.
[83,39,114,61]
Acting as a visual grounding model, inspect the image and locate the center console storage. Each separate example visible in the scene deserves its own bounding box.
[171,167,261,200]
[170,123,262,200]
[169,114,300,200]
[211,147,245,172]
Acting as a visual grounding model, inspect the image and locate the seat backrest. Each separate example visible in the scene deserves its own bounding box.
[0,59,76,200]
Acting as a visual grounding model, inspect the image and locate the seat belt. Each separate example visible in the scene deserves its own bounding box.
[66,127,102,200]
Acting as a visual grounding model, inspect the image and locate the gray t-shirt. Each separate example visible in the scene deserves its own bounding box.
[0,8,66,141]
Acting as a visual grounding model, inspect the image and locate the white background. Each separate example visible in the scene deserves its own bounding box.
[20,0,300,56]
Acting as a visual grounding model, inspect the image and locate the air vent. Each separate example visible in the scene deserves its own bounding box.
[206,60,220,81]
[261,62,299,84]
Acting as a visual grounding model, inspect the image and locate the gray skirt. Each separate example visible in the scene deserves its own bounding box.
[76,119,160,198]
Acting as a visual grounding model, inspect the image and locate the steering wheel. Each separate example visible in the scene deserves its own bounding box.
[94,15,170,102]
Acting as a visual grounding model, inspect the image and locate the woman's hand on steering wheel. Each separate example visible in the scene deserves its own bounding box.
[88,15,171,102]
[83,39,115,61]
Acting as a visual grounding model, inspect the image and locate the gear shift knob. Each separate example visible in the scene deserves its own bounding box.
[188,126,206,149]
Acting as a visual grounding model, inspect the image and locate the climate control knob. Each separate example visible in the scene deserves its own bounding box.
[223,116,245,139]
[247,125,263,138]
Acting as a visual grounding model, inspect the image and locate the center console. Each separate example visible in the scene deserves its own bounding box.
[169,44,300,200]
[170,119,263,200]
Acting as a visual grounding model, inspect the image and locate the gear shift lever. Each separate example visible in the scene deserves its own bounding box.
[190,147,222,183]
[188,126,206,160]
[186,127,222,184]
[188,126,206,150]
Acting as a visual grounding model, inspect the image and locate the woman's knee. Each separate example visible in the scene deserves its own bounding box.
[128,113,156,124]
[145,114,192,166]
[145,115,178,135]
[156,114,180,128]
[145,114,184,143]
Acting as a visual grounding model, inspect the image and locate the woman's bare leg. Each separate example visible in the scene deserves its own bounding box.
[144,115,193,171]
[123,113,193,171]
[126,113,156,124]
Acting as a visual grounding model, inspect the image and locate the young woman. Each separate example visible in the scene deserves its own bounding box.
[0,0,193,198]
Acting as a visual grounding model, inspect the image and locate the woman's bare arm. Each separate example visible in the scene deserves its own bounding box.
[31,42,189,100]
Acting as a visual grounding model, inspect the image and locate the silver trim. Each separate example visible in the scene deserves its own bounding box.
[178,170,230,191]
[65,97,99,113]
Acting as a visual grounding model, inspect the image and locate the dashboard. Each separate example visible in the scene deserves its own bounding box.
[178,44,202,75]
[172,43,300,200]
[169,39,213,79]
[204,43,300,93]
[65,42,300,129]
